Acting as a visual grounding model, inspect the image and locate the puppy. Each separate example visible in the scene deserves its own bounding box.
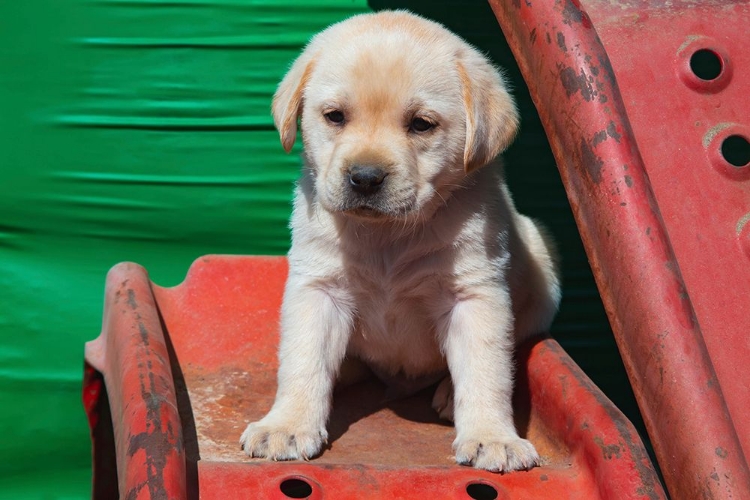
[240,10,561,473]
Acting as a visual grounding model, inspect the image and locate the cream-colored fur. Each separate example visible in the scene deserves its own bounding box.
[239,10,561,473]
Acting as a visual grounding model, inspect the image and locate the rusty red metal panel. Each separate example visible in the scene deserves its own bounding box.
[488,1,750,498]
[85,263,187,500]
[84,256,665,499]
[584,0,750,456]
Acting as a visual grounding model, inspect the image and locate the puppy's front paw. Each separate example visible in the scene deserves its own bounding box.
[454,435,540,473]
[239,418,327,461]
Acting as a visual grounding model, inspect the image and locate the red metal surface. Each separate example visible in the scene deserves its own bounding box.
[83,256,665,499]
[488,1,750,499]
[84,263,187,500]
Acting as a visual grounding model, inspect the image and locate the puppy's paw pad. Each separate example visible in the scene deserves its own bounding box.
[454,436,540,473]
[239,421,326,461]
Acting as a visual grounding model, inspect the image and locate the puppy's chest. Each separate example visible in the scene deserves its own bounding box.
[345,251,449,352]
[349,248,447,309]
[352,279,433,334]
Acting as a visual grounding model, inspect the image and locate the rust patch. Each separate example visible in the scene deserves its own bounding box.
[580,138,604,183]
[124,329,182,500]
[128,288,138,309]
[188,365,273,462]
[715,447,728,459]
[594,436,623,460]
[124,484,145,500]
[557,32,567,52]
[545,342,663,500]
[593,129,608,146]
[138,321,150,346]
[557,57,609,104]
[625,175,633,188]
[607,121,622,142]
[559,65,595,102]
[561,0,592,29]
[529,27,537,44]
[596,53,617,88]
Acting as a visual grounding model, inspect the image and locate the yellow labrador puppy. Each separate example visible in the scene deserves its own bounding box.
[240,10,561,473]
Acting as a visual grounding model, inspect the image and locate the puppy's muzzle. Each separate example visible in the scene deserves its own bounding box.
[347,165,388,195]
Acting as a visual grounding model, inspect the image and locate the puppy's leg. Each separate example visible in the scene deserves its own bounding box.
[431,376,454,421]
[440,293,539,473]
[240,278,353,460]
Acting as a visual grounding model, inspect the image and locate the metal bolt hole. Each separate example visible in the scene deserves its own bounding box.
[690,49,723,81]
[721,135,750,167]
[466,482,499,500]
[280,478,313,499]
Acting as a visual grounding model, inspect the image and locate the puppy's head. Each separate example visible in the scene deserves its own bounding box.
[273,11,518,221]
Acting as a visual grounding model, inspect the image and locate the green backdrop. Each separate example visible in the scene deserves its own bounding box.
[0,1,644,498]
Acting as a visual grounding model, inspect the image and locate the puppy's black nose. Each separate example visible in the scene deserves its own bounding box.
[348,165,387,195]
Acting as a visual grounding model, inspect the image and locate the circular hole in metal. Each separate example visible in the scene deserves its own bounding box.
[279,478,313,499]
[721,135,750,167]
[466,482,499,500]
[690,49,723,80]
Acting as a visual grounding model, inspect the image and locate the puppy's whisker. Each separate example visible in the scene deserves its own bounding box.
[433,188,449,209]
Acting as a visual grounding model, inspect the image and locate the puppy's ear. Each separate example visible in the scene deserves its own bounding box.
[457,53,519,173]
[272,54,316,153]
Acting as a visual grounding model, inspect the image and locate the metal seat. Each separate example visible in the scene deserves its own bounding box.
[84,256,663,499]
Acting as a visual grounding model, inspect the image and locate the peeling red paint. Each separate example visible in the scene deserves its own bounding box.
[580,137,605,183]
[559,64,596,101]
[607,121,621,142]
[561,0,592,29]
[85,263,187,500]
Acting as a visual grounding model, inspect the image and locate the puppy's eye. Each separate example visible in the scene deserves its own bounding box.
[324,110,345,125]
[410,117,435,133]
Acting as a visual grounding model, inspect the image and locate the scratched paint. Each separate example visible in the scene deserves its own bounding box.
[736,212,750,235]
[580,138,606,184]
[561,0,592,29]
[544,341,663,500]
[560,65,598,101]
